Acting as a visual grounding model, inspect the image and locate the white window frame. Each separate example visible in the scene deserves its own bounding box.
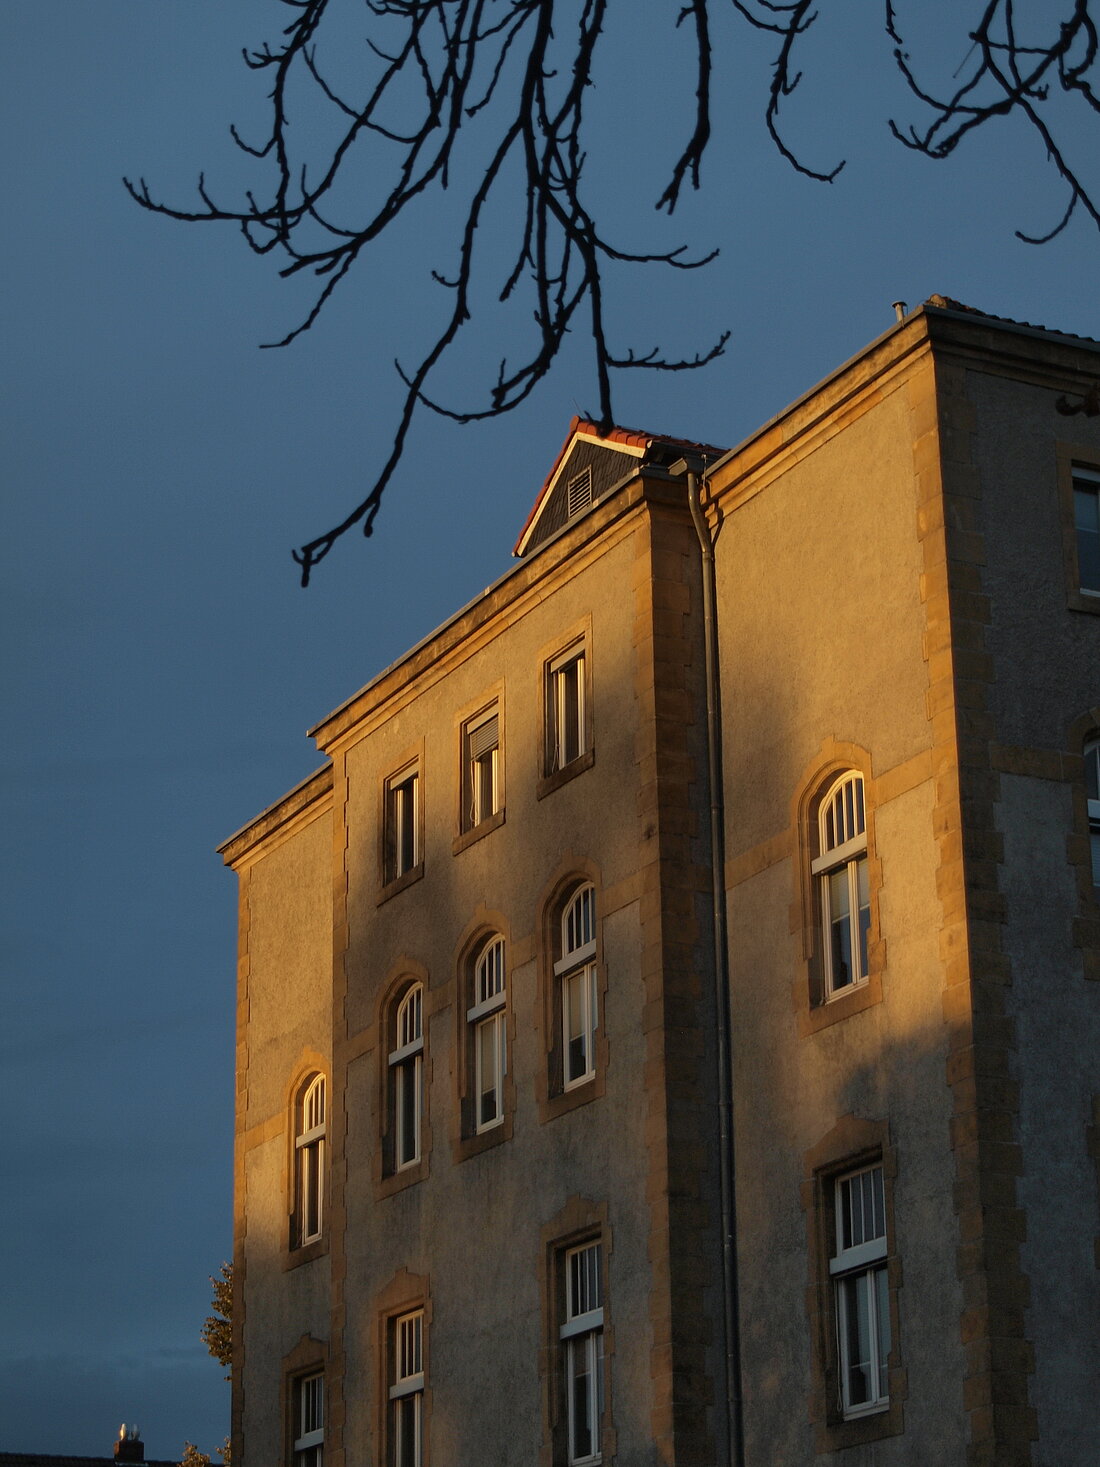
[295,1074,326,1246]
[555,885,597,1089]
[1085,738,1100,888]
[560,1240,604,1466]
[547,643,587,773]
[390,985,423,1170]
[811,772,870,998]
[830,1165,890,1419]
[463,707,500,829]
[467,936,506,1132]
[385,763,420,881]
[293,1371,324,1467]
[1073,466,1100,597]
[390,1309,424,1467]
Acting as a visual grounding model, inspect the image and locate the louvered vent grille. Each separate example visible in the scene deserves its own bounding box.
[567,468,593,517]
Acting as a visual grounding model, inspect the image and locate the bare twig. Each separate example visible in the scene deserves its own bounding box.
[125,0,1099,580]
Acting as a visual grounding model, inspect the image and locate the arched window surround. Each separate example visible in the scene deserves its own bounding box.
[535,865,607,1124]
[794,746,885,1033]
[376,964,432,1195]
[812,771,871,1000]
[452,918,516,1161]
[286,1057,330,1261]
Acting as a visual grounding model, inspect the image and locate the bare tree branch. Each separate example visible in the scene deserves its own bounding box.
[125,0,1100,581]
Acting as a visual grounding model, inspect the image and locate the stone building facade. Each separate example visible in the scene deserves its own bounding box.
[220,300,1100,1466]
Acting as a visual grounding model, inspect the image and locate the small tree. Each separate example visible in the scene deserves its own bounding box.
[179,1440,231,1467]
[201,1262,233,1380]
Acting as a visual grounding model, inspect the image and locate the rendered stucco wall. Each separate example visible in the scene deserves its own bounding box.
[965,366,1100,1464]
[713,357,967,1463]
[235,808,333,1467]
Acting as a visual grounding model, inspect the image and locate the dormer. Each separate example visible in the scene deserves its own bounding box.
[513,417,725,558]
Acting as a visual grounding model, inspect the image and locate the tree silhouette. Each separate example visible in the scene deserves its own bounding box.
[126,0,1099,582]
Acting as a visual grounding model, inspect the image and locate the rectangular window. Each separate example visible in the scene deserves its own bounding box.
[560,1241,604,1465]
[462,707,500,830]
[384,763,420,883]
[830,1166,890,1418]
[547,644,587,773]
[1086,739,1100,887]
[1074,467,1100,596]
[294,1373,324,1467]
[390,1310,424,1467]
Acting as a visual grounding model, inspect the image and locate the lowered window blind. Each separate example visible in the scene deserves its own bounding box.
[468,713,498,759]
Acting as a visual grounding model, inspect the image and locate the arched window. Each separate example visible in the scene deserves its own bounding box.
[467,936,507,1132]
[555,884,598,1088]
[390,984,424,1170]
[812,773,870,998]
[295,1074,326,1247]
[1086,738,1100,888]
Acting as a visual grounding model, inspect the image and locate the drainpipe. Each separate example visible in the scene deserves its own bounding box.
[669,455,745,1467]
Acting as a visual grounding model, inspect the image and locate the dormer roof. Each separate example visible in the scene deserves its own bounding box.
[513,416,725,557]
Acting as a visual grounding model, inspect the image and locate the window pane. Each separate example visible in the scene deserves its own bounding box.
[301,1375,323,1434]
[565,972,587,1080]
[1076,487,1100,592]
[829,868,853,990]
[476,938,505,1004]
[302,1140,323,1239]
[390,773,418,875]
[840,1271,873,1406]
[1085,743,1100,802]
[1075,483,1100,532]
[839,1167,885,1251]
[397,1056,420,1166]
[398,1312,422,1379]
[473,747,498,823]
[398,987,422,1047]
[568,1241,602,1317]
[568,1336,594,1461]
[561,660,581,763]
[395,1393,421,1467]
[564,885,595,956]
[875,1264,891,1397]
[477,1015,500,1126]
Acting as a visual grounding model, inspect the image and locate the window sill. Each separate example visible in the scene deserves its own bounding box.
[799,961,884,1035]
[537,748,595,800]
[452,1115,512,1165]
[538,1071,604,1125]
[816,1378,905,1454]
[284,1236,328,1272]
[452,808,505,855]
[377,861,424,905]
[1068,590,1100,615]
[376,1156,429,1200]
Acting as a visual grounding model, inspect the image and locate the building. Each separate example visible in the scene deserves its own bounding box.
[0,1426,178,1467]
[219,299,1100,1466]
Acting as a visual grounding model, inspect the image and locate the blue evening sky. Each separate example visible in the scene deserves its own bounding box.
[3,3,1097,1458]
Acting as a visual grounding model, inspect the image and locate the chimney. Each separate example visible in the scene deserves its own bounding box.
[115,1425,145,1464]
